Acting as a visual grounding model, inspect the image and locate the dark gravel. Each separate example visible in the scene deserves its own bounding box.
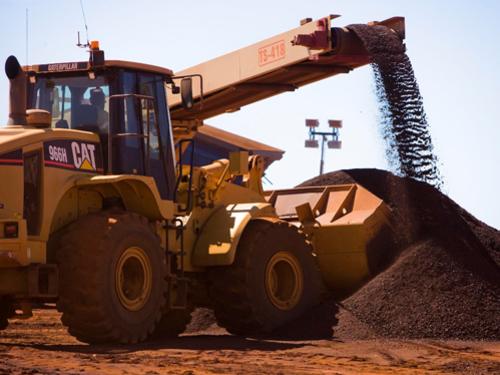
[301,169,500,340]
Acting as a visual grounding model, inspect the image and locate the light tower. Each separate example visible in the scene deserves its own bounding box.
[305,119,342,175]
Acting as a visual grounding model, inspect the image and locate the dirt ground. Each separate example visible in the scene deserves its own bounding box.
[0,308,498,375]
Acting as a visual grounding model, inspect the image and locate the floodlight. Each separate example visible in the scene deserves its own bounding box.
[327,140,342,149]
[328,119,342,128]
[305,119,319,128]
[305,139,319,148]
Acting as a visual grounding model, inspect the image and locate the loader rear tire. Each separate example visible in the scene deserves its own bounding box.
[209,220,322,335]
[56,211,168,344]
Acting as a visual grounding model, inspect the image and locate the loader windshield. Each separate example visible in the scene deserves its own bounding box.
[29,75,110,135]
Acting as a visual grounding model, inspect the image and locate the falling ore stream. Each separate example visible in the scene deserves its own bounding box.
[348,24,443,189]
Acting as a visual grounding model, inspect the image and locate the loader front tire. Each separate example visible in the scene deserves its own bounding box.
[152,307,193,338]
[209,220,321,335]
[56,211,168,344]
[0,299,12,330]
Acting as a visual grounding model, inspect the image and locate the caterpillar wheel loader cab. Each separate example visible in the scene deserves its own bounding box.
[0,15,403,344]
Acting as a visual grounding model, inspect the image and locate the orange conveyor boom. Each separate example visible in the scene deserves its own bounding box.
[168,15,405,123]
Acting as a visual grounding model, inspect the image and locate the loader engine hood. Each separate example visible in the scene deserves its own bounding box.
[0,127,103,173]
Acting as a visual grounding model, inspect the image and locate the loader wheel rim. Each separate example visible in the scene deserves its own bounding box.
[265,251,303,311]
[115,247,153,312]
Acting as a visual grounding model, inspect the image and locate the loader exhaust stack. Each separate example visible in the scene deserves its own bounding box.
[5,55,27,125]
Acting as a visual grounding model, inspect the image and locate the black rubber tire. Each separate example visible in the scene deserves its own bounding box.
[56,211,168,344]
[209,220,322,335]
[0,299,11,330]
[151,307,193,338]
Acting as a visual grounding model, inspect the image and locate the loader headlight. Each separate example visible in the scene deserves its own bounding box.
[3,222,19,238]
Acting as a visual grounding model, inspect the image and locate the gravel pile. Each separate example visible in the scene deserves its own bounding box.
[301,169,500,340]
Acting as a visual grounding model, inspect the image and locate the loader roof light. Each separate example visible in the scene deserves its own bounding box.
[90,40,100,50]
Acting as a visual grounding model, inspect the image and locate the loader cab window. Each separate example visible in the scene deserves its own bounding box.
[111,70,176,200]
[30,76,110,135]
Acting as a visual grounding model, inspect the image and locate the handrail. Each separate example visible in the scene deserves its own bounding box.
[173,138,195,213]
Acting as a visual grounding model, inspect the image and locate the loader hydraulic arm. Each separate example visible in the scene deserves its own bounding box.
[168,15,404,123]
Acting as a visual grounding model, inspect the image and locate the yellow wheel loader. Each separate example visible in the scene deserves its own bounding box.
[0,15,402,343]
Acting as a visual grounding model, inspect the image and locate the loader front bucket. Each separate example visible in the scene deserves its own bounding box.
[266,184,392,296]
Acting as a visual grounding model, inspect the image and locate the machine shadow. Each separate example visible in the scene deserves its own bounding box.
[1,301,339,354]
[255,299,339,341]
[7,335,306,355]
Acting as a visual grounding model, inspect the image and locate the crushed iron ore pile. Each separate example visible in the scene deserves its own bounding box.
[348,24,443,189]
[300,169,500,340]
[189,169,499,341]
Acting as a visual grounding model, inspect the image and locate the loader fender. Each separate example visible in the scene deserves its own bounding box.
[49,175,174,236]
[74,175,175,220]
[192,202,277,267]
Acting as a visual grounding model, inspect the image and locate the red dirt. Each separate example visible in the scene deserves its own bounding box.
[1,308,499,374]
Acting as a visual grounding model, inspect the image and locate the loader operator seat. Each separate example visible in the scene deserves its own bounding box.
[72,104,99,133]
[90,88,109,133]
[55,119,69,129]
[72,88,108,134]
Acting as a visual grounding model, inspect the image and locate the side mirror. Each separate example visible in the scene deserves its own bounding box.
[181,78,193,109]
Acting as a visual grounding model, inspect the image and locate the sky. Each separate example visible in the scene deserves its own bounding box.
[0,0,499,229]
